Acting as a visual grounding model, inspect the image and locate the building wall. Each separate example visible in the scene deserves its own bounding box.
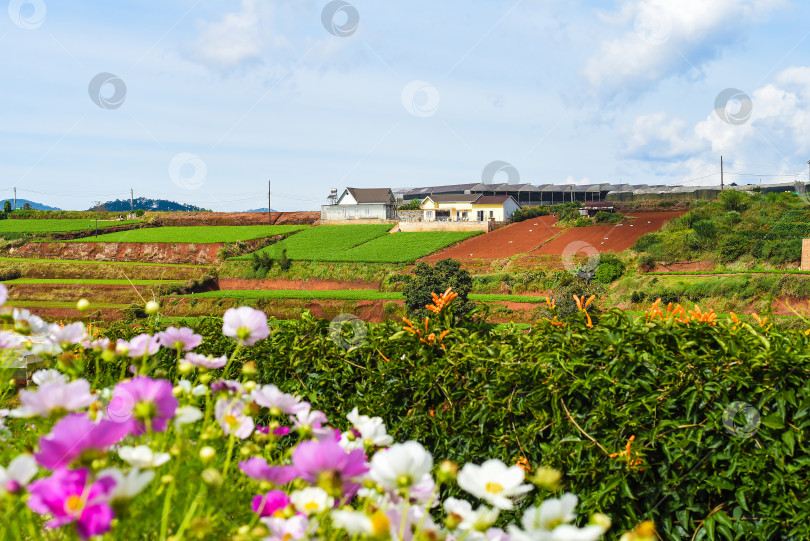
[470,201,520,221]
[320,204,394,221]
[398,221,489,232]
[802,239,810,271]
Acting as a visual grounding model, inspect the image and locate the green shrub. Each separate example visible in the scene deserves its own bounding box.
[0,268,21,281]
[718,233,750,262]
[279,249,291,271]
[632,233,661,252]
[403,258,473,319]
[594,211,623,224]
[719,189,750,211]
[511,205,550,223]
[637,253,657,272]
[692,219,717,242]
[134,209,145,217]
[593,254,625,284]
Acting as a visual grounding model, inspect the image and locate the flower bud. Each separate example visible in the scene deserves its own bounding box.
[169,444,181,457]
[172,386,184,397]
[201,468,223,487]
[177,361,193,375]
[437,460,459,483]
[77,299,91,312]
[591,513,612,531]
[199,373,212,384]
[243,381,257,392]
[161,474,175,485]
[532,467,562,491]
[101,349,116,363]
[199,446,216,463]
[242,361,258,376]
[445,512,462,530]
[145,301,160,315]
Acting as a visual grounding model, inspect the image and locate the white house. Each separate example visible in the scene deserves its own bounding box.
[420,194,521,222]
[321,188,398,221]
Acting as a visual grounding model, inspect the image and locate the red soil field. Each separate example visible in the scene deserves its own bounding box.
[534,211,683,255]
[218,278,380,291]
[423,216,560,260]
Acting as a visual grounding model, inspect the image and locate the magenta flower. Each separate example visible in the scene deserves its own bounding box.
[158,327,202,351]
[252,384,309,415]
[27,468,116,540]
[252,490,290,517]
[291,438,368,486]
[35,414,130,469]
[239,457,298,485]
[109,377,177,435]
[126,334,160,357]
[222,306,269,346]
[292,408,335,440]
[211,379,244,394]
[185,352,227,369]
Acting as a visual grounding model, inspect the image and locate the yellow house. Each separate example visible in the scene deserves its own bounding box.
[420,194,521,221]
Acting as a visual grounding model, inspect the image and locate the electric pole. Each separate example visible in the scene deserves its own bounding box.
[268,180,271,225]
[720,156,724,191]
[13,187,16,210]
[130,188,134,213]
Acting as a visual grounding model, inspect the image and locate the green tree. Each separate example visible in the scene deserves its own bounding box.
[3,200,11,213]
[403,259,473,319]
[22,202,31,210]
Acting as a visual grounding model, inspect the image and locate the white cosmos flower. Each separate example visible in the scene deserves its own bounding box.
[252,384,309,414]
[0,454,38,494]
[342,407,393,449]
[31,369,66,387]
[10,379,96,418]
[98,467,155,502]
[444,497,499,532]
[47,322,86,346]
[13,309,52,336]
[173,406,203,429]
[331,510,373,535]
[290,487,334,515]
[118,445,171,469]
[369,441,433,491]
[457,459,533,510]
[508,494,606,541]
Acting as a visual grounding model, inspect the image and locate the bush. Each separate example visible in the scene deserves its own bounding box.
[593,211,623,224]
[637,253,657,272]
[279,248,291,271]
[511,205,550,223]
[718,233,750,262]
[593,255,625,284]
[134,209,145,217]
[719,189,750,212]
[403,258,473,319]
[632,233,661,252]
[691,219,716,243]
[0,268,21,281]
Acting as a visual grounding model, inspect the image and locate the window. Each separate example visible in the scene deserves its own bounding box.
[489,211,494,219]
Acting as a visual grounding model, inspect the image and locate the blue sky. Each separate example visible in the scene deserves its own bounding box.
[2,0,810,211]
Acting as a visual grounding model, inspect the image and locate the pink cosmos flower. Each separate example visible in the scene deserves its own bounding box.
[252,384,310,415]
[27,468,116,540]
[158,327,202,351]
[48,322,86,347]
[0,283,6,306]
[11,379,96,418]
[82,337,110,351]
[211,379,244,394]
[239,457,298,485]
[262,515,308,541]
[185,352,228,369]
[292,408,335,440]
[222,306,269,346]
[215,398,255,439]
[35,414,130,469]
[290,438,368,487]
[252,490,290,517]
[0,331,22,349]
[126,334,161,357]
[109,377,177,435]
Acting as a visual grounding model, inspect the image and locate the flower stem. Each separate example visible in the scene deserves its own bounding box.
[173,482,206,541]
[158,480,176,541]
[223,344,242,378]
[222,432,236,477]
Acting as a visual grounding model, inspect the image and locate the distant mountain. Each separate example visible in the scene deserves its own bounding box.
[243,208,277,213]
[1,199,60,211]
[88,197,209,212]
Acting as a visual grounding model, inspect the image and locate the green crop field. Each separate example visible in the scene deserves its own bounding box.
[178,289,547,303]
[0,257,211,268]
[2,278,185,286]
[236,225,479,263]
[0,219,142,234]
[236,225,392,261]
[69,225,307,244]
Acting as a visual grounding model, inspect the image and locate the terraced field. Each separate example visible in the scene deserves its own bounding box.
[183,289,548,303]
[0,218,142,234]
[237,225,480,263]
[68,225,306,243]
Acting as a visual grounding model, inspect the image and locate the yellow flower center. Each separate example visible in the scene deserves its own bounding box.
[371,512,390,536]
[225,414,238,427]
[485,482,504,494]
[65,495,84,514]
[304,501,320,512]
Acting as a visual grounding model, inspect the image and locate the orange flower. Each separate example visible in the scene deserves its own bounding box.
[545,297,556,310]
[516,457,531,472]
[426,287,459,314]
[609,435,644,470]
[573,294,595,328]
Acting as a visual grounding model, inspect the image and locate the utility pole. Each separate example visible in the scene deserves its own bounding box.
[268,180,271,225]
[13,187,16,210]
[720,156,724,191]
[130,188,134,213]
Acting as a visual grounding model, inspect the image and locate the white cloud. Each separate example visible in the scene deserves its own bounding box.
[622,112,706,159]
[191,0,281,69]
[585,0,787,100]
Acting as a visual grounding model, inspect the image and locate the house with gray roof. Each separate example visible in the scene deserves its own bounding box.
[321,187,398,222]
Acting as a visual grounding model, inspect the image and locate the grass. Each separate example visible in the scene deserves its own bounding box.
[236,225,480,263]
[235,225,392,260]
[0,219,142,234]
[2,279,185,286]
[177,289,548,303]
[67,225,307,244]
[4,300,129,309]
[0,257,212,268]
[645,269,810,276]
